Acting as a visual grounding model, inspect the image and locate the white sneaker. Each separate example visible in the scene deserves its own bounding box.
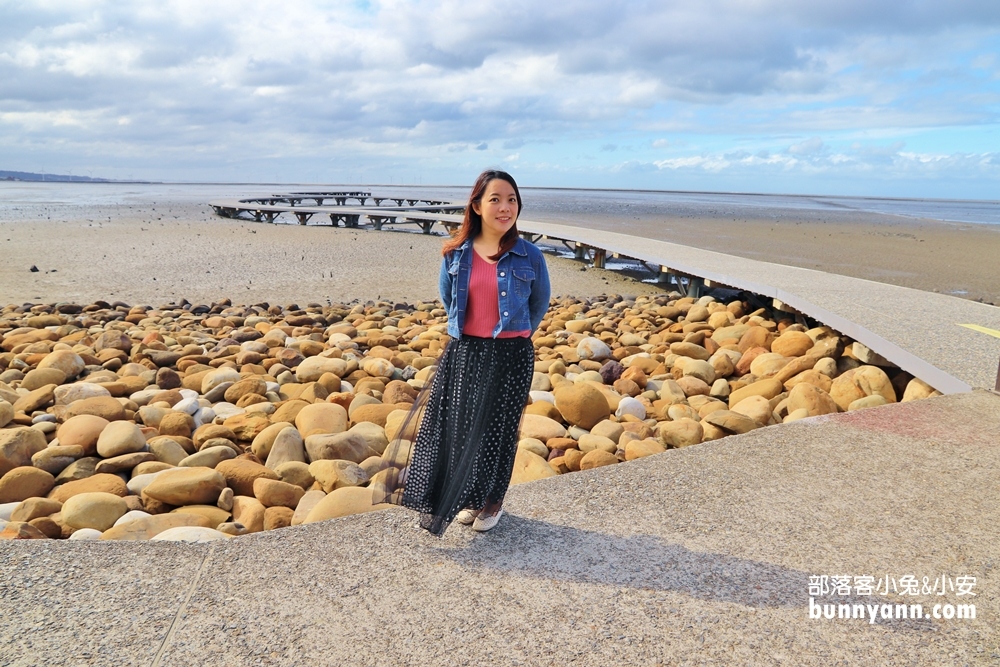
[456,509,481,525]
[472,508,503,532]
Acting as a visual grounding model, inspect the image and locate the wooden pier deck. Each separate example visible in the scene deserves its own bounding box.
[209,192,465,233]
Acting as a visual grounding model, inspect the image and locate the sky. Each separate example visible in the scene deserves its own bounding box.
[1,0,999,198]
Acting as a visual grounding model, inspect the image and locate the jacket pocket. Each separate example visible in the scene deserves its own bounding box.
[512,268,534,299]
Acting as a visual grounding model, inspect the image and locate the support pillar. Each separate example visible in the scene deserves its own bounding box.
[687,277,704,298]
[592,248,606,269]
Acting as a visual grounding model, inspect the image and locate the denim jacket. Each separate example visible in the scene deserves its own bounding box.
[439,236,551,338]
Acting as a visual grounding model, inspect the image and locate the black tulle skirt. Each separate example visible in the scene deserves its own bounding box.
[373,335,535,537]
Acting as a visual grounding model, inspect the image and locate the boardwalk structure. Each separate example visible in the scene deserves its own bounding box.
[209,192,1000,394]
[210,192,465,232]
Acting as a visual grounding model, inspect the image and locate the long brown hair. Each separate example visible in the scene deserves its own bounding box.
[442,169,522,260]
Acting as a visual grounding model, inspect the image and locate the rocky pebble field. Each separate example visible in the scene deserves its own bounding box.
[0,293,943,542]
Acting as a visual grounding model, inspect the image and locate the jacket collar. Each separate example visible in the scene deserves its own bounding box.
[457,235,528,256]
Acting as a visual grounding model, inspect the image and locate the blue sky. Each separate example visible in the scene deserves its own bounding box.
[1,0,998,198]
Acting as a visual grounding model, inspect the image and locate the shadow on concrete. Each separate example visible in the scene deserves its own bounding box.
[430,515,937,632]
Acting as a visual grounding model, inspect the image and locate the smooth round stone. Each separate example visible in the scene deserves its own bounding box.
[217,487,234,511]
[618,333,645,347]
[0,502,20,521]
[201,368,241,395]
[577,337,612,361]
[113,509,152,527]
[217,522,248,536]
[62,491,128,531]
[31,422,57,434]
[54,383,111,405]
[128,389,162,407]
[31,414,57,424]
[68,528,103,540]
[615,396,647,420]
[95,421,147,458]
[212,403,244,420]
[265,382,280,394]
[143,467,226,506]
[193,407,216,426]
[528,391,555,405]
[150,526,232,542]
[517,438,549,458]
[178,388,199,400]
[361,358,393,378]
[126,470,169,495]
[179,445,236,469]
[173,397,201,415]
[138,406,170,428]
[203,382,233,404]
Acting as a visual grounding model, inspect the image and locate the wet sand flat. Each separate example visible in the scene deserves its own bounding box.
[0,201,665,306]
[529,206,1000,305]
[1,192,998,306]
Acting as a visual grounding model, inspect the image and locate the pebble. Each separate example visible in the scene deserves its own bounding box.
[150,526,232,542]
[0,293,938,540]
[113,509,152,527]
[61,492,128,531]
[68,528,103,540]
[95,421,147,458]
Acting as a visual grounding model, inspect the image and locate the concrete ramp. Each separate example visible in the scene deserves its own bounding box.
[3,391,997,666]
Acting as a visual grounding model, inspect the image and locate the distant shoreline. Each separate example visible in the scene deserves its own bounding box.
[5,177,999,209]
[1,186,998,307]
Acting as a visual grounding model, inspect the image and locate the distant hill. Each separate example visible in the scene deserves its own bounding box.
[0,170,111,182]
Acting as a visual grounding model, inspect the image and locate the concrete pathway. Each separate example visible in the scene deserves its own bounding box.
[521,220,1000,395]
[2,390,997,666]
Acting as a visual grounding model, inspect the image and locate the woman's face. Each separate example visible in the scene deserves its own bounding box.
[474,178,519,238]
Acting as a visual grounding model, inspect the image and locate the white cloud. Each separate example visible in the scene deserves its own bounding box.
[788,137,825,155]
[0,0,997,193]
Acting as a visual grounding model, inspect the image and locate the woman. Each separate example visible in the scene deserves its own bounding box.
[374,169,551,536]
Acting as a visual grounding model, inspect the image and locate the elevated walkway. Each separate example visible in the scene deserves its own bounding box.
[520,220,1000,394]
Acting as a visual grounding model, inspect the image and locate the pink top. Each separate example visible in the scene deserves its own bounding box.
[462,250,530,338]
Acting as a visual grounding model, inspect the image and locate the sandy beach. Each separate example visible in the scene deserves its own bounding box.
[1,188,997,307]
[0,200,665,307]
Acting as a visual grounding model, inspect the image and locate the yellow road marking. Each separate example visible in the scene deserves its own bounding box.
[957,323,1000,339]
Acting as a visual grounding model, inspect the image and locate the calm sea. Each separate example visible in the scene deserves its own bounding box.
[1,181,998,225]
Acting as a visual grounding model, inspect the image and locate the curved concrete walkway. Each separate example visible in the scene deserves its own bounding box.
[1,390,997,665]
[521,220,1000,394]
